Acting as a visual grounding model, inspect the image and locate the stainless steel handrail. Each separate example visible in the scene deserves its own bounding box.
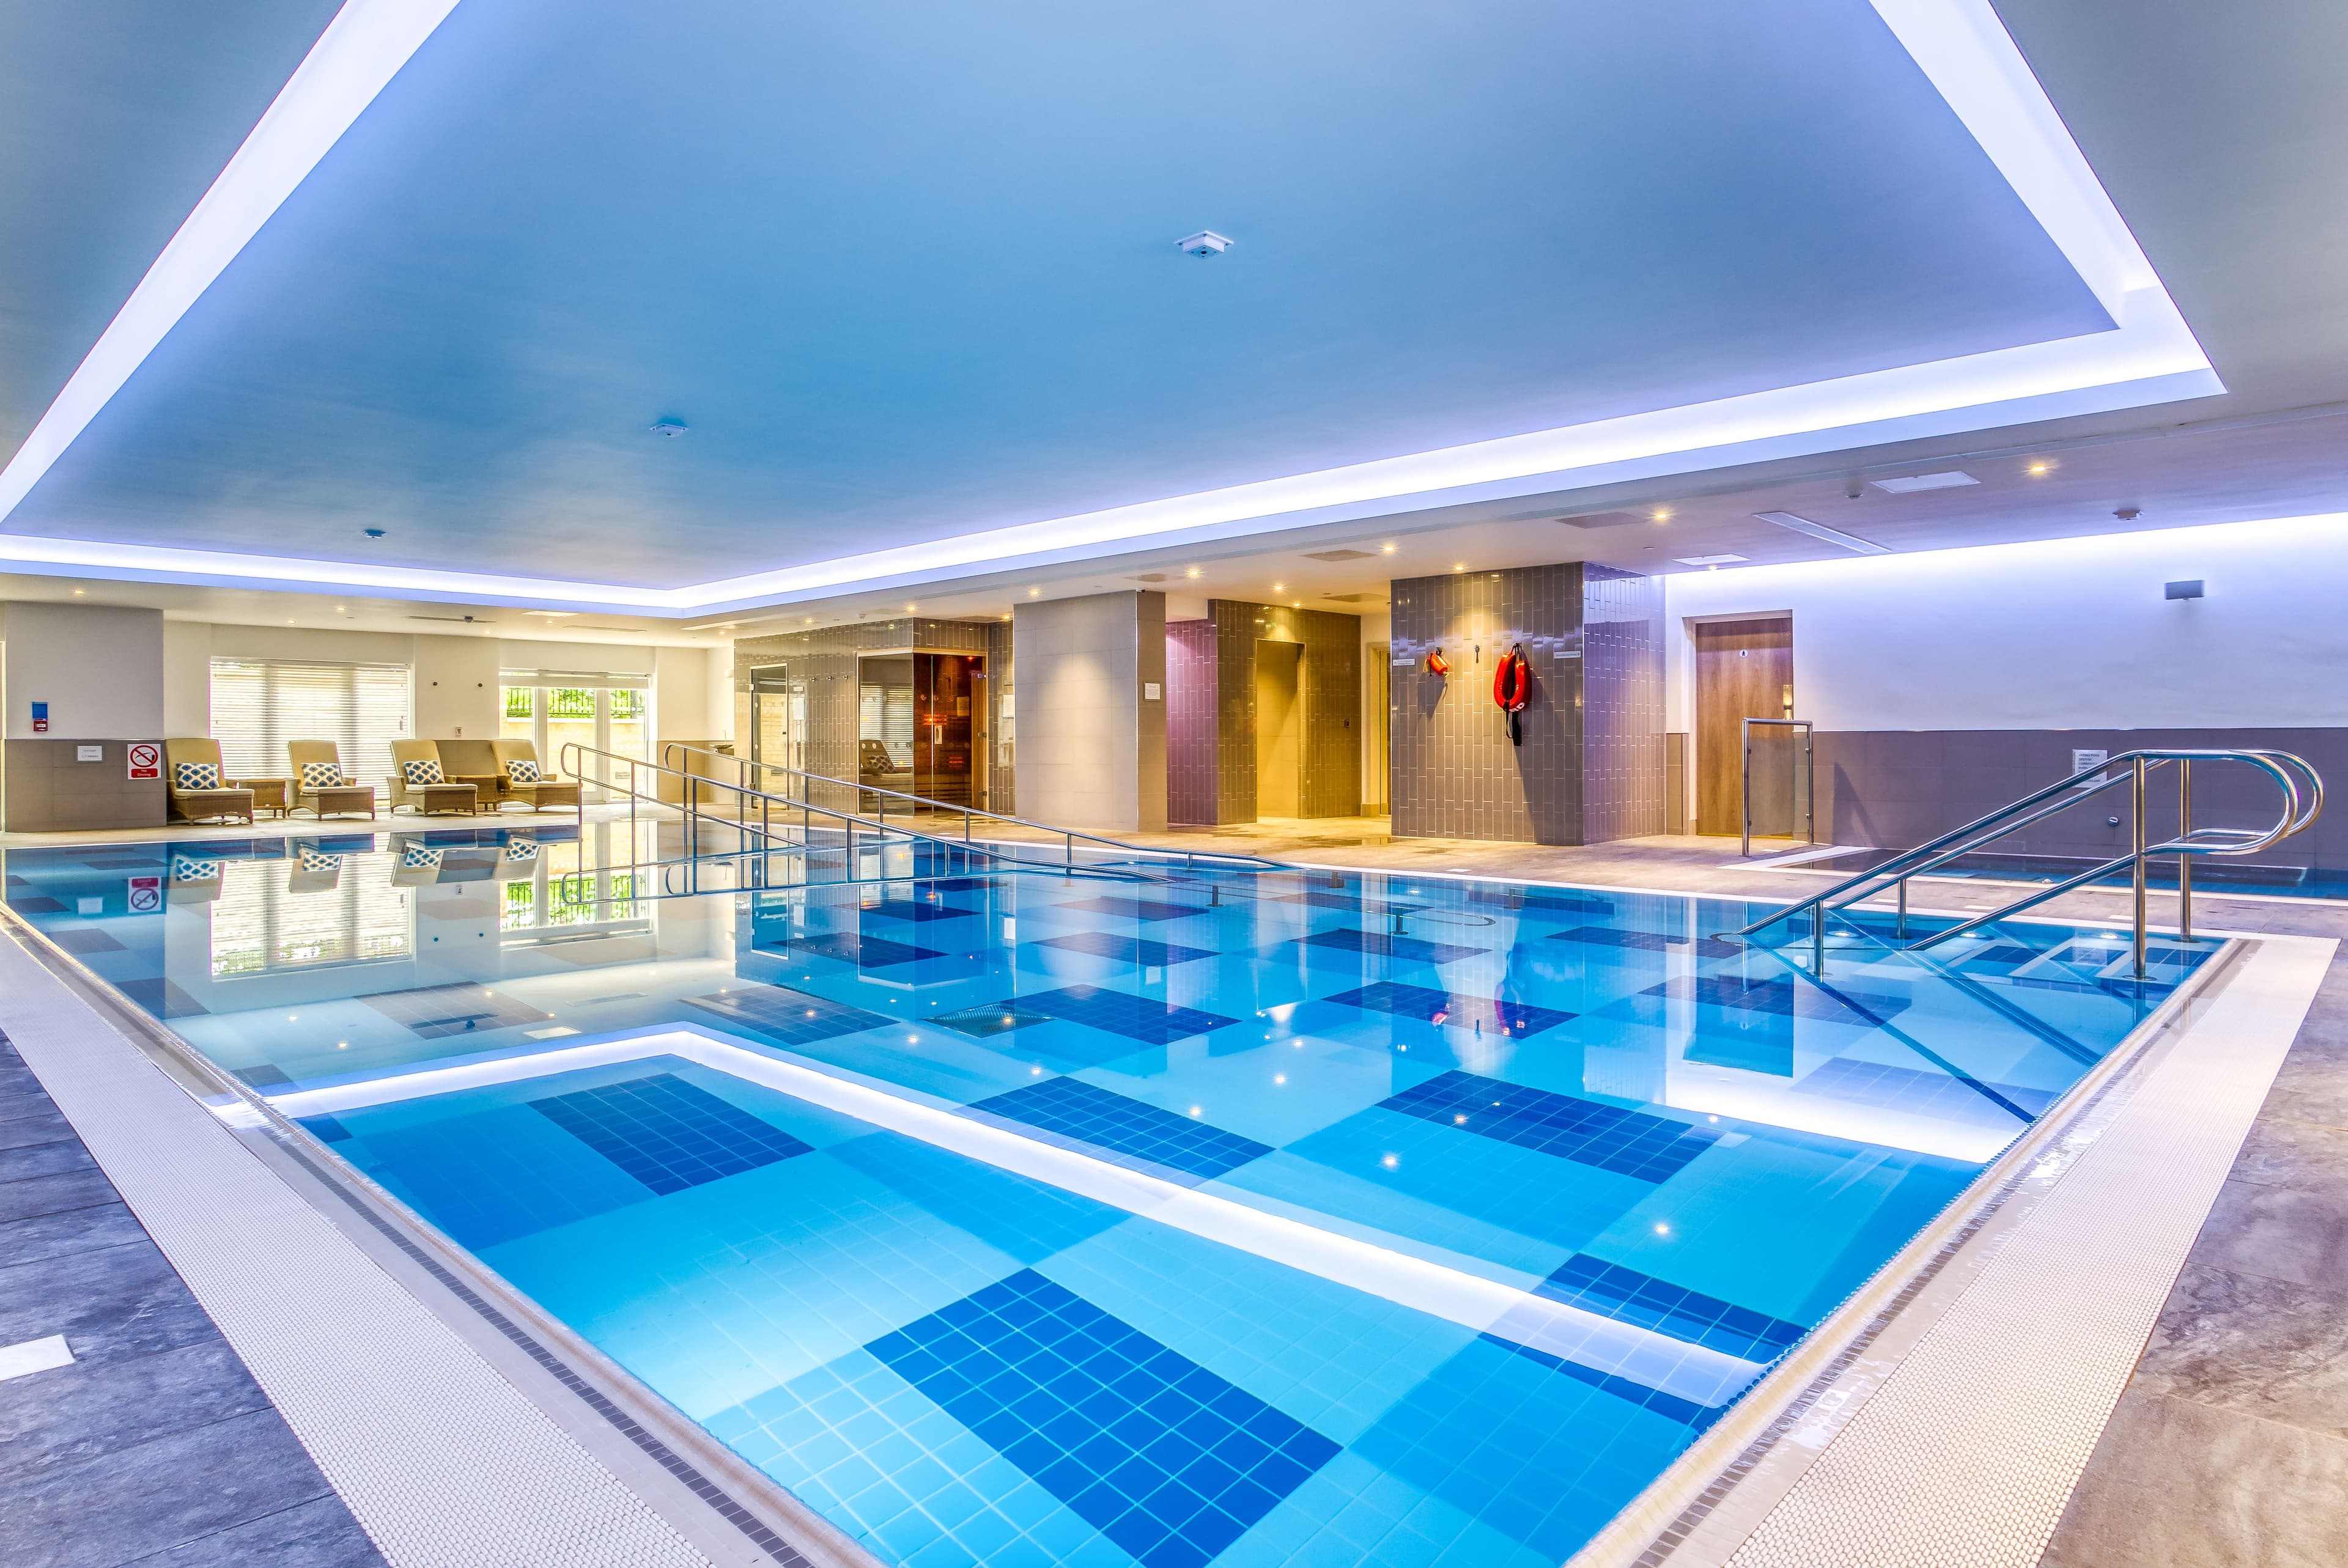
[1732,747,2323,979]
[1741,718,1815,858]
[568,743,1282,887]
[560,742,1043,877]
[659,741,1287,875]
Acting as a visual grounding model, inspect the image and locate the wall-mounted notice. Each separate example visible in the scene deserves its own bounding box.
[76,745,103,763]
[2071,748,2110,776]
[127,742,161,779]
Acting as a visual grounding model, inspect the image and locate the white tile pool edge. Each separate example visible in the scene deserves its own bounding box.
[0,918,874,1568]
[1560,928,2336,1568]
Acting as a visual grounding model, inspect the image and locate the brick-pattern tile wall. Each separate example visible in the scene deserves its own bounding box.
[1166,620,1218,825]
[1388,563,1662,845]
[1581,565,1667,843]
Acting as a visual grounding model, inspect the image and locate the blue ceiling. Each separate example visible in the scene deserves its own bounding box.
[7,0,2109,587]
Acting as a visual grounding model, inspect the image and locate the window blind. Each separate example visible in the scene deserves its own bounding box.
[210,659,412,786]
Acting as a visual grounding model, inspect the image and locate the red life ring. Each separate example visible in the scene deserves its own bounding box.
[1493,647,1530,712]
[1425,648,1450,676]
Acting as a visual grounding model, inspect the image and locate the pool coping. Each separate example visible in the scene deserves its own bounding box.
[1,847,2311,1568]
[0,898,883,1568]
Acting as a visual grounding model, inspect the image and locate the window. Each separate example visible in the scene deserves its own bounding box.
[210,659,412,785]
[497,671,652,794]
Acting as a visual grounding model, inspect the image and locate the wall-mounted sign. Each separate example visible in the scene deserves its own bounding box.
[1143,682,1161,700]
[126,875,162,915]
[127,742,161,779]
[2071,748,2110,777]
[76,744,103,763]
[31,700,48,733]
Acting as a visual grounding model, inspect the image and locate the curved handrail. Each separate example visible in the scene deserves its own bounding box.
[1736,748,2322,944]
[660,741,1287,874]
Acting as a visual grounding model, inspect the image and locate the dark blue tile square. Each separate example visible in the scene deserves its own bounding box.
[1537,1254,1807,1361]
[1326,981,1575,1038]
[861,896,983,923]
[1037,931,1218,967]
[1015,985,1239,1045]
[530,1072,811,1195]
[788,930,945,969]
[969,1077,1271,1180]
[685,985,895,1045]
[1058,896,1213,923]
[1381,1070,1721,1183]
[1292,929,1485,965]
[1645,973,1911,1025]
[868,1270,1337,1568]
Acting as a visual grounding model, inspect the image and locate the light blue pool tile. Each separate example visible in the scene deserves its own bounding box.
[1038,1218,1474,1444]
[1581,1132,1975,1322]
[484,1149,1024,1419]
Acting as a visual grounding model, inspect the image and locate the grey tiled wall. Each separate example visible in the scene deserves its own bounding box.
[1814,726,2348,874]
[1166,620,1217,825]
[1389,562,1663,845]
[1579,566,1667,843]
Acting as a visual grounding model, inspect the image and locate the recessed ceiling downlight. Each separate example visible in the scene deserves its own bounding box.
[650,419,689,437]
[1175,230,1232,257]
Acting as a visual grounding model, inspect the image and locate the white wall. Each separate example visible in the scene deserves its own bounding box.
[1662,513,2348,733]
[1014,591,1165,832]
[2,602,164,738]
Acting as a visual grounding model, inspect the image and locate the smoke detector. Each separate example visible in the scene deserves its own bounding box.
[1175,230,1233,257]
[650,418,689,437]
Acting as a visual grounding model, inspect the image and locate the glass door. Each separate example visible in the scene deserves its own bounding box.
[498,682,653,800]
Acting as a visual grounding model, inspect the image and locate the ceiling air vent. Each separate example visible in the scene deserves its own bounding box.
[1558,511,1643,529]
[1130,573,1169,583]
[1304,548,1378,561]
[408,614,493,624]
[1870,470,1977,493]
[1321,592,1389,604]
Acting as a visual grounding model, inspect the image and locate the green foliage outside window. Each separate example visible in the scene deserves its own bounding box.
[548,687,595,720]
[502,686,534,720]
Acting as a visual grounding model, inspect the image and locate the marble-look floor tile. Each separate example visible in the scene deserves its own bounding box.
[2228,1117,2348,1195]
[0,1202,147,1268]
[0,1138,97,1183]
[2133,1262,2348,1438]
[2188,1177,2348,1292]
[131,1495,386,1567]
[2041,1390,2348,1568]
[0,1339,268,1480]
[0,1103,75,1151]
[0,1407,335,1568]
[0,1166,119,1223]
[0,1241,217,1366]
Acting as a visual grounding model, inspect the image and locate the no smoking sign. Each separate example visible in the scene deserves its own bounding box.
[127,742,161,780]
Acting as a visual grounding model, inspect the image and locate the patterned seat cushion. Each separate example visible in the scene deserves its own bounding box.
[173,760,223,791]
[299,760,346,789]
[505,758,542,783]
[172,858,221,882]
[402,757,446,785]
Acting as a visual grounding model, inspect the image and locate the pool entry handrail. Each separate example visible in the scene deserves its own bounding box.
[1731,748,2324,977]
[657,741,1287,876]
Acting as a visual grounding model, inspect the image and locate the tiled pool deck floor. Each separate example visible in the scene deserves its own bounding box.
[0,1028,383,1568]
[2,815,2345,1567]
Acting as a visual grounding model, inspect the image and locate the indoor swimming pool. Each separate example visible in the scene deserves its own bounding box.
[2,825,2221,1568]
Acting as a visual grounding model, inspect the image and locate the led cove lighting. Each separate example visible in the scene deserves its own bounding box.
[0,0,2218,615]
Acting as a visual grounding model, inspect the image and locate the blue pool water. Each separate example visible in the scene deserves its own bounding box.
[4,825,2217,1567]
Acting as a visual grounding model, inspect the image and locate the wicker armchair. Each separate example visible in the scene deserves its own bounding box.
[162,738,254,825]
[490,739,583,813]
[287,741,376,819]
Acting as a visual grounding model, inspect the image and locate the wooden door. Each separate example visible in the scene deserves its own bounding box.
[1694,616,1793,836]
